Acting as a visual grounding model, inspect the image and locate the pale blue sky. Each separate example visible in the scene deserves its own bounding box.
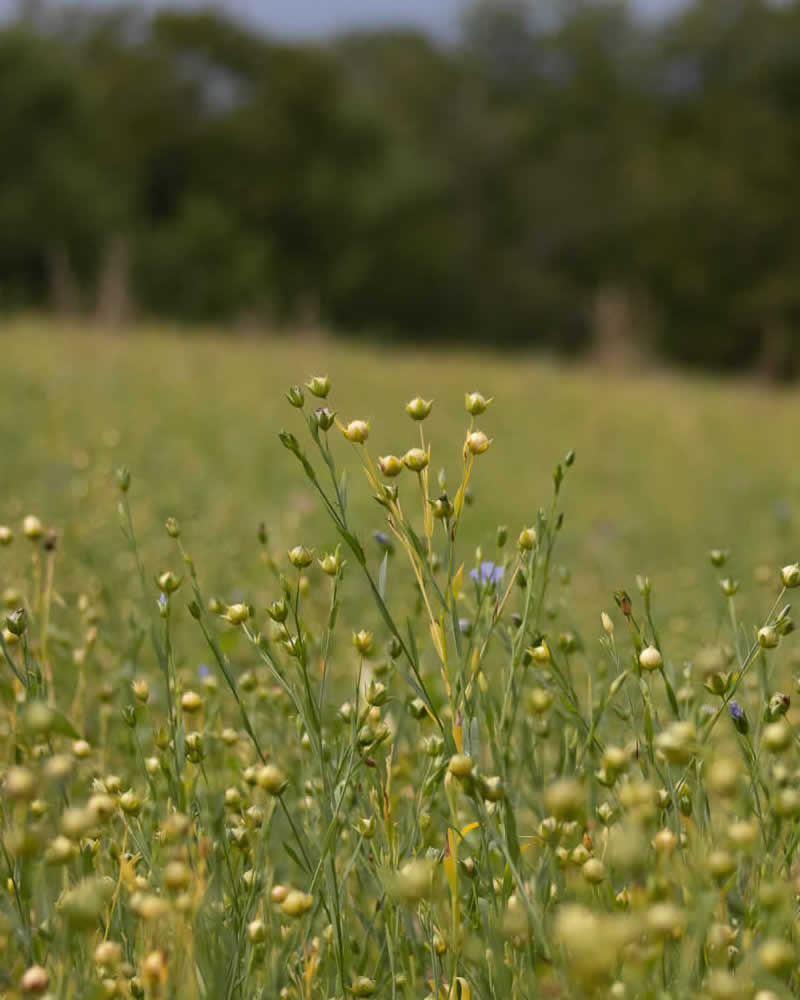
[2,0,687,39]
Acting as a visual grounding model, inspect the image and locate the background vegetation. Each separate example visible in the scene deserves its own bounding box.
[3,0,800,374]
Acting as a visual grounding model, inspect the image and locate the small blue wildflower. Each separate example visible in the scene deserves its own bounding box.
[373,530,393,551]
[198,664,210,678]
[158,593,167,607]
[469,561,504,587]
[729,700,749,735]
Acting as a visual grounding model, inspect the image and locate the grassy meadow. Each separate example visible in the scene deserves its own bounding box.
[2,318,797,647]
[3,317,800,999]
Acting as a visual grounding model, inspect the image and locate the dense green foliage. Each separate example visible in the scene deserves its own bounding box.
[3,1,800,372]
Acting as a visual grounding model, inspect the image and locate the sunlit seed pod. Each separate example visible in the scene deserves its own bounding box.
[762,720,792,753]
[141,950,167,986]
[544,778,585,821]
[45,835,78,865]
[305,375,330,398]
[529,688,553,714]
[646,902,686,939]
[350,976,376,997]
[270,885,289,904]
[406,396,432,421]
[119,791,141,816]
[255,764,286,796]
[157,570,181,594]
[466,430,492,455]
[582,858,606,884]
[708,849,736,881]
[709,757,740,797]
[758,626,779,649]
[726,819,757,849]
[20,964,50,995]
[280,890,314,917]
[61,806,99,839]
[22,516,43,541]
[653,828,677,855]
[180,690,202,714]
[247,919,265,944]
[403,447,430,472]
[781,564,800,588]
[132,679,150,703]
[0,525,13,545]
[226,603,250,625]
[639,645,663,671]
[145,757,160,776]
[43,754,73,783]
[481,776,504,802]
[518,526,536,551]
[447,754,473,779]
[353,629,374,656]
[342,419,369,443]
[601,611,615,636]
[758,939,795,975]
[94,940,123,971]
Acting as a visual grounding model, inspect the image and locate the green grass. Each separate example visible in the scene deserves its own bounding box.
[3,316,800,1000]
[1,316,797,648]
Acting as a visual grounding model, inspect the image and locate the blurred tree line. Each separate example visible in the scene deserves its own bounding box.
[2,0,800,374]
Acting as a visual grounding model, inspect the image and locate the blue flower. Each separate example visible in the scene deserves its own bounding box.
[469,561,504,587]
[373,530,392,549]
[729,700,749,734]
[198,664,210,679]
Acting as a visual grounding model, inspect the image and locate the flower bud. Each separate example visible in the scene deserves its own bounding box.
[403,447,430,472]
[709,549,729,567]
[342,419,369,443]
[157,571,182,594]
[767,692,790,721]
[23,515,43,541]
[165,517,180,538]
[518,526,536,551]
[305,375,330,398]
[544,778,585,821]
[357,816,376,839]
[601,612,615,636]
[430,494,453,520]
[181,690,202,714]
[781,563,800,588]
[225,603,250,625]
[271,884,289,904]
[288,545,313,569]
[267,598,288,623]
[116,466,131,492]
[376,455,403,478]
[465,391,492,415]
[318,549,342,576]
[529,642,550,664]
[406,396,432,421]
[286,385,305,408]
[0,525,13,545]
[729,700,749,734]
[353,629,374,656]
[6,608,26,637]
[466,431,492,455]
[759,626,779,649]
[366,680,387,707]
[312,407,336,431]
[720,578,739,597]
[639,645,663,671]
[119,791,141,816]
[163,860,191,891]
[133,678,150,703]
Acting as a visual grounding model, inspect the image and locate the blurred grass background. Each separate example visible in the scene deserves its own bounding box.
[2,317,797,662]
